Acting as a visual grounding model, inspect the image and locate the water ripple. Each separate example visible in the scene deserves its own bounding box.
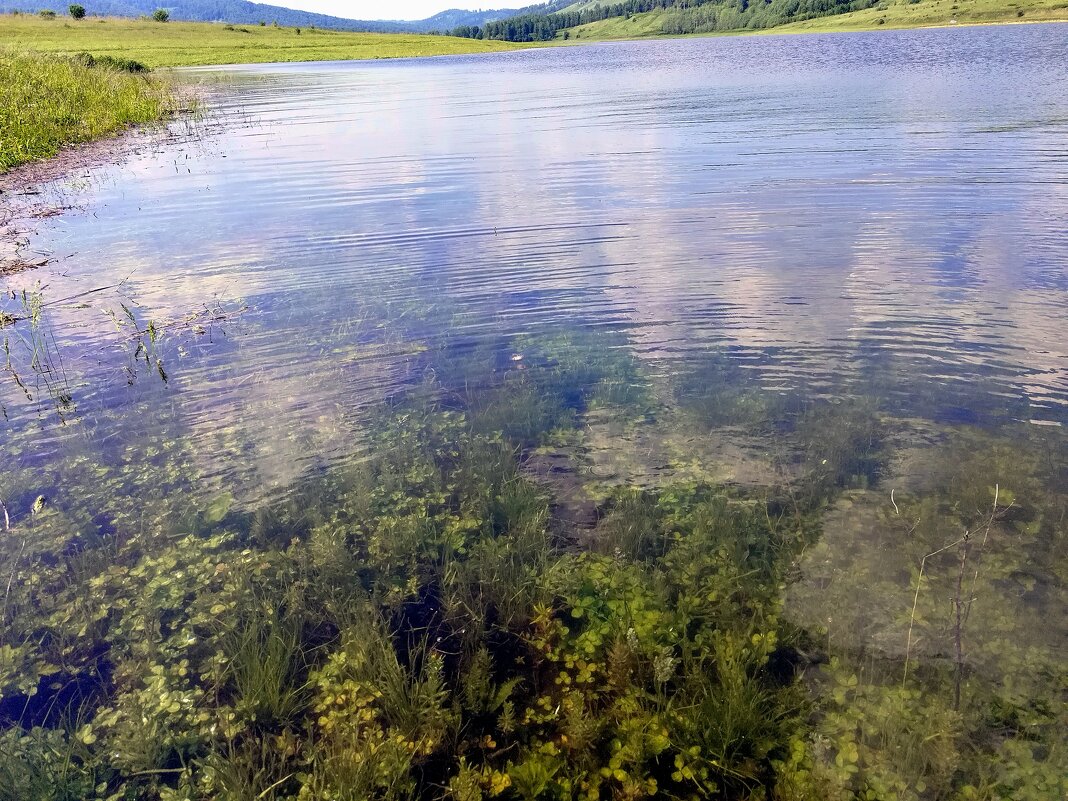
[2,23,1067,501]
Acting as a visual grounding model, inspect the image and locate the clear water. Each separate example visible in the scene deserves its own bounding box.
[2,25,1067,769]
[5,27,1068,486]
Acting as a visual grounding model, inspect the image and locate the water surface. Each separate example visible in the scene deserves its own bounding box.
[4,27,1067,491]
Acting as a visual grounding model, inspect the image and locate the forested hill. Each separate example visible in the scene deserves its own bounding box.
[0,0,405,29]
[451,0,882,40]
[421,0,573,31]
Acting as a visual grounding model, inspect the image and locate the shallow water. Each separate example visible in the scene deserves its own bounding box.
[4,25,1068,496]
[1,24,1068,794]
[4,22,1068,611]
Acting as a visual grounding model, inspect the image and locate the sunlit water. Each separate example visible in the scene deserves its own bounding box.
[2,24,1067,714]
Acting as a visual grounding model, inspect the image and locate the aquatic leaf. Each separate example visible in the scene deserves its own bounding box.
[203,492,233,524]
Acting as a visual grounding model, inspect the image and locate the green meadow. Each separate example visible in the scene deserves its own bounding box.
[774,0,1068,34]
[0,14,520,68]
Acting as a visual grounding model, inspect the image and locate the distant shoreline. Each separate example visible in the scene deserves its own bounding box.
[561,5,1068,44]
[757,15,1068,37]
[2,13,1062,186]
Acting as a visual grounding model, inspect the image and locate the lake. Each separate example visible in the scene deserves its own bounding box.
[2,22,1066,800]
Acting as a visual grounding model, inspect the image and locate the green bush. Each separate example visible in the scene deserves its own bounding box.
[67,4,85,18]
[71,51,150,72]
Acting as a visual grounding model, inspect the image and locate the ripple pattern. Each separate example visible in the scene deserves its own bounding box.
[3,23,1067,502]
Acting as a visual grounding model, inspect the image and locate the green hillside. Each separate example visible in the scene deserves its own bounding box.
[563,0,1068,40]
[567,8,673,39]
[776,0,1068,33]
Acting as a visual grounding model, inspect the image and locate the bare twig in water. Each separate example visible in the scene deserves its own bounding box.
[40,282,125,309]
[903,534,967,688]
[961,485,1002,632]
[952,534,970,710]
[951,484,1004,710]
[2,498,26,625]
[903,484,1005,697]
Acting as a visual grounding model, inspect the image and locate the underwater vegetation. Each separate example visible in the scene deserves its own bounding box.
[0,330,1065,800]
[0,282,245,424]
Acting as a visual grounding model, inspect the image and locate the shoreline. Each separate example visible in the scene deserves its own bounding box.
[0,100,201,277]
[758,14,1068,36]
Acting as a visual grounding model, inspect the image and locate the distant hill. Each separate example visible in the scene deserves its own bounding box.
[0,0,574,32]
[454,0,1068,41]
[451,0,878,41]
[418,2,572,31]
[0,0,401,29]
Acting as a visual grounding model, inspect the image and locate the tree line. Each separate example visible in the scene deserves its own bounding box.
[451,0,677,41]
[662,0,877,34]
[450,0,877,41]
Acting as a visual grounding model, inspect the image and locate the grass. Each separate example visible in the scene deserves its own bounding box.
[562,0,1068,40]
[0,48,172,171]
[0,13,521,68]
[566,9,675,40]
[775,0,1068,33]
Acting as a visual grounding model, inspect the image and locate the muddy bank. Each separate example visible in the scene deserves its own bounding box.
[0,92,203,279]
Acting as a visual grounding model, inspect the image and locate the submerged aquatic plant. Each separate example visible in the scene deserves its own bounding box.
[0,327,1064,801]
[0,385,813,799]
[0,288,75,421]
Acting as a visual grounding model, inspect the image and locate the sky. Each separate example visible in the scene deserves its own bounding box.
[278,1,470,20]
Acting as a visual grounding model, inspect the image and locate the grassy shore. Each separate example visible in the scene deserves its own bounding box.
[0,14,520,68]
[0,14,520,173]
[0,48,174,172]
[565,0,1068,40]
